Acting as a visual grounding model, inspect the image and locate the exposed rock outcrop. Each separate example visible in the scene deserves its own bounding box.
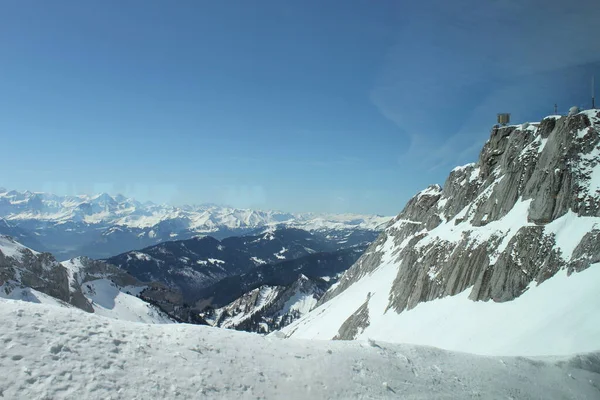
[0,236,197,323]
[304,110,600,340]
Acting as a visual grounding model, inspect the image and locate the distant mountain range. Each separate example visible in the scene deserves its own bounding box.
[0,189,391,259]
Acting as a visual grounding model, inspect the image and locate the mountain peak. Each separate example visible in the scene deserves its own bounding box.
[282,109,600,355]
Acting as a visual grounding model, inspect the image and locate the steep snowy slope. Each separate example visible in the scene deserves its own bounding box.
[0,236,173,323]
[1,299,598,399]
[283,110,600,355]
[80,279,173,323]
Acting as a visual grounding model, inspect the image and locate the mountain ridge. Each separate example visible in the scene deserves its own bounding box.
[281,109,600,354]
[0,189,390,259]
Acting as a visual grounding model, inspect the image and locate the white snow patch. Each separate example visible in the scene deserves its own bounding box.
[544,211,600,261]
[0,281,71,308]
[82,279,173,324]
[0,299,597,399]
[416,185,442,198]
[131,251,152,261]
[250,256,267,265]
[451,162,475,173]
[281,292,318,316]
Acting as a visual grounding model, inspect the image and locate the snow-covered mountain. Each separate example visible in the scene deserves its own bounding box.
[2,298,598,399]
[201,274,329,334]
[281,109,600,356]
[0,189,390,259]
[0,235,175,323]
[196,246,366,333]
[106,228,368,307]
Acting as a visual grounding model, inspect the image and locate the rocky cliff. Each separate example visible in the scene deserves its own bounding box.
[0,236,187,323]
[283,109,600,343]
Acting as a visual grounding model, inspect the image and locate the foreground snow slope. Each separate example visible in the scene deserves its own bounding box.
[1,300,599,400]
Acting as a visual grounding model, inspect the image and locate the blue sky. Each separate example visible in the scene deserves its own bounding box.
[1,0,599,215]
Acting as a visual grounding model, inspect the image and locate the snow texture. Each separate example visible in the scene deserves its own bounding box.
[81,279,173,324]
[0,299,598,399]
[0,235,37,261]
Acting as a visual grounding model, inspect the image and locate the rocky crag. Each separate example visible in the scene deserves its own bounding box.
[288,109,600,340]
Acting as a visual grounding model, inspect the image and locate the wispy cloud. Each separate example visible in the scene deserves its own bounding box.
[370,0,600,171]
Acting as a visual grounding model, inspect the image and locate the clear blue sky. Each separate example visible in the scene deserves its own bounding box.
[1,1,598,215]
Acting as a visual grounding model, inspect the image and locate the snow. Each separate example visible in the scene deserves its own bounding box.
[282,249,399,342]
[416,185,442,198]
[212,286,281,329]
[427,266,439,281]
[590,164,600,194]
[0,299,598,399]
[416,198,534,265]
[544,210,600,260]
[285,264,600,357]
[451,162,475,173]
[250,256,267,265]
[61,257,87,292]
[0,235,37,261]
[81,279,173,324]
[280,292,318,316]
[130,251,152,261]
[0,282,71,308]
[208,258,225,265]
[254,286,278,309]
[0,189,391,233]
[468,166,480,182]
[274,247,288,260]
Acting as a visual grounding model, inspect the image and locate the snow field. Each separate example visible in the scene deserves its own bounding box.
[1,299,599,399]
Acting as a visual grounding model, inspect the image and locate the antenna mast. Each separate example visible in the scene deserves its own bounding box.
[593,75,596,109]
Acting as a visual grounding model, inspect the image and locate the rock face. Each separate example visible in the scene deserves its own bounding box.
[0,236,83,309]
[292,110,600,340]
[0,236,194,323]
